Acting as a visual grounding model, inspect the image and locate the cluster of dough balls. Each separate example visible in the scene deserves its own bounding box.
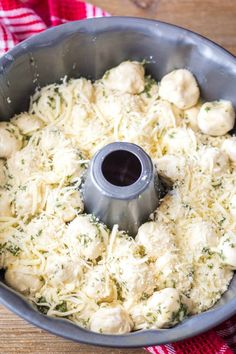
[159,69,235,136]
[0,61,235,336]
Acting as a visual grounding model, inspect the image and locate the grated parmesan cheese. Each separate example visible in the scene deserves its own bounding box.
[0,61,235,334]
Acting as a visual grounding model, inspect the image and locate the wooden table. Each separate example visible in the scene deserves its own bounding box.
[1,1,235,353]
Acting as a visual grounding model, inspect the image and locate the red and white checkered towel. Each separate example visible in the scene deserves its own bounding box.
[146,315,236,353]
[0,0,109,54]
[0,1,236,353]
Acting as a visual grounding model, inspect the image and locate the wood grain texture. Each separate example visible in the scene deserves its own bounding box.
[1,1,235,353]
[91,0,236,55]
[0,305,143,353]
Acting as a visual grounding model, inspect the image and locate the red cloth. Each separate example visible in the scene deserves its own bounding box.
[146,315,236,353]
[0,1,235,353]
[0,0,109,54]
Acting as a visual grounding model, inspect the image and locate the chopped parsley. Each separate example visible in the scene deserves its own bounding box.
[55,301,68,313]
[36,297,49,315]
[6,243,21,256]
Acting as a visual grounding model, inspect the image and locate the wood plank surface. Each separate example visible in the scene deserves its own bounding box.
[0,305,142,353]
[91,0,236,55]
[1,1,236,353]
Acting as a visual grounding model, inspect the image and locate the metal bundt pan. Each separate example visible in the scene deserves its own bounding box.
[0,17,235,348]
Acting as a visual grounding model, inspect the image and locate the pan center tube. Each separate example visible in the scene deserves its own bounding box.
[82,142,161,236]
[101,149,142,187]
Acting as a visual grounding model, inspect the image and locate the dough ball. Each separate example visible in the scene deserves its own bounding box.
[83,265,116,303]
[145,288,184,328]
[12,113,43,135]
[69,78,94,102]
[186,220,218,259]
[0,122,22,158]
[40,126,67,152]
[7,145,39,184]
[162,127,196,155]
[155,253,193,293]
[197,100,235,136]
[147,100,179,130]
[155,154,186,184]
[198,147,229,174]
[52,146,85,180]
[46,188,83,222]
[218,232,236,269]
[189,254,233,313]
[136,221,175,260]
[222,137,236,162]
[13,181,46,217]
[112,259,155,301]
[159,69,200,109]
[44,253,83,287]
[90,305,133,334]
[65,215,108,260]
[184,105,200,131]
[103,61,145,94]
[5,264,43,295]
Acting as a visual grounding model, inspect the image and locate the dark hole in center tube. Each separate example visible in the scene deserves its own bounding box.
[102,150,142,187]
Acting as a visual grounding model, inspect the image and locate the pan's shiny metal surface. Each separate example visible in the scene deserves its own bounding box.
[0,17,235,348]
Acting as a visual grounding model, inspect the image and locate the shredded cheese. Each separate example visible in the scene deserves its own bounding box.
[0,61,235,334]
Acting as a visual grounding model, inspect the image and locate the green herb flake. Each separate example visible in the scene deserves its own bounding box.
[6,243,21,256]
[55,301,68,313]
[36,297,49,315]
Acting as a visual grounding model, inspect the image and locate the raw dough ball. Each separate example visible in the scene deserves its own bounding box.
[70,104,90,135]
[0,122,22,158]
[155,155,185,184]
[12,113,43,135]
[185,221,217,258]
[159,69,200,109]
[69,78,94,102]
[184,105,200,131]
[147,100,179,130]
[136,221,175,259]
[189,254,233,313]
[96,91,141,120]
[129,291,188,331]
[113,260,155,301]
[218,232,236,269]
[197,100,235,136]
[40,126,67,152]
[162,127,196,155]
[103,61,145,94]
[13,181,45,217]
[7,145,39,184]
[52,146,84,180]
[90,305,133,334]
[46,188,83,222]
[65,215,108,260]
[5,264,43,295]
[44,253,83,287]
[145,288,184,328]
[198,147,229,174]
[83,265,116,303]
[222,137,236,162]
[155,253,193,293]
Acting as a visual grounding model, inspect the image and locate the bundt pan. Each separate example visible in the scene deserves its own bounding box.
[0,17,236,348]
